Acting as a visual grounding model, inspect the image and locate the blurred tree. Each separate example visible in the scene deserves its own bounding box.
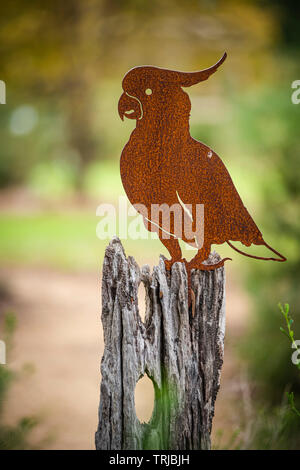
[258,0,300,48]
[0,1,105,187]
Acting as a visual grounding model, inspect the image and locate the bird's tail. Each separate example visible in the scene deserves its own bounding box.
[227,240,286,262]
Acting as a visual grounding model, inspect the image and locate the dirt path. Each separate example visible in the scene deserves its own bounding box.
[0,264,251,449]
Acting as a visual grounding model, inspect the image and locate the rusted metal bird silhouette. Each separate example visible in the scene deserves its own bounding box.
[118,53,286,302]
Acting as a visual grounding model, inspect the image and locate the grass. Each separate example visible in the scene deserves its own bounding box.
[0,208,284,273]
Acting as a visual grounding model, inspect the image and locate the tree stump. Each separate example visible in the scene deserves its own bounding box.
[95,237,225,450]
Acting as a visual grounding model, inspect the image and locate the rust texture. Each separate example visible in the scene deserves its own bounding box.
[118,53,286,299]
[95,237,226,450]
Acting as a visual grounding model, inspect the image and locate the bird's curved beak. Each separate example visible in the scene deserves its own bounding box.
[118,92,142,121]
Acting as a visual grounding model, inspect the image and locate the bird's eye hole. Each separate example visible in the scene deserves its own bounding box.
[145,88,152,95]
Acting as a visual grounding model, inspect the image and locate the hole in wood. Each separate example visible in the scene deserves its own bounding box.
[135,374,155,424]
[138,281,146,322]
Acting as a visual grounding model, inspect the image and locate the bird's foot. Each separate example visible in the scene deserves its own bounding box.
[164,257,187,271]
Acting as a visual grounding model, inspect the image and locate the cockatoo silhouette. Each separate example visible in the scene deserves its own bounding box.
[118,53,286,300]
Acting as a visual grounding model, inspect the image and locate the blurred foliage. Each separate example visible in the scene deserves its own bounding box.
[246,405,300,450]
[0,211,165,270]
[218,303,300,450]
[142,370,180,450]
[234,0,300,444]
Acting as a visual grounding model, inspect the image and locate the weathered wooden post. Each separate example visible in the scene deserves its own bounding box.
[95,237,225,450]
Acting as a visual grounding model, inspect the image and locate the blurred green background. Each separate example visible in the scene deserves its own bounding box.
[0,0,299,449]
